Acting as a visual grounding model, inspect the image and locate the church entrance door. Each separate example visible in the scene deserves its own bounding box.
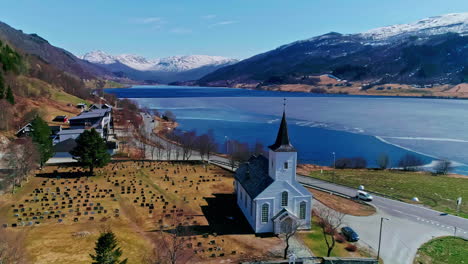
[280,217,293,233]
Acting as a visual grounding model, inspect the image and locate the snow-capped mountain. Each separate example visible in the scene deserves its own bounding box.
[81,51,236,73]
[200,13,468,86]
[361,13,468,41]
[81,50,237,83]
[150,55,237,72]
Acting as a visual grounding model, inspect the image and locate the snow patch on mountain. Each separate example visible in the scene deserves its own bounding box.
[279,13,468,50]
[361,13,468,40]
[81,51,237,72]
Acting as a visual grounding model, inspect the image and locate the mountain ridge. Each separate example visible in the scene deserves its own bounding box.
[0,21,111,79]
[198,13,468,88]
[81,50,238,83]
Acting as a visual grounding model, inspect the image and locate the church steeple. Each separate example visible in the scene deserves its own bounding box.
[268,101,296,152]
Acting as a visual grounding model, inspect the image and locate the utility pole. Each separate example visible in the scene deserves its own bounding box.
[332,152,336,169]
[377,217,390,262]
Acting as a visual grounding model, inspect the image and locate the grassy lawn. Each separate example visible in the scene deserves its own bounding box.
[414,237,468,264]
[299,216,368,258]
[308,170,468,218]
[51,90,89,105]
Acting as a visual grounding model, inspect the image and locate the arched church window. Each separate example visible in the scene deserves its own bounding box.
[261,204,269,223]
[299,201,306,219]
[281,191,288,206]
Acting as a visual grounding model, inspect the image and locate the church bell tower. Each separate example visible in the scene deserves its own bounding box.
[268,102,297,183]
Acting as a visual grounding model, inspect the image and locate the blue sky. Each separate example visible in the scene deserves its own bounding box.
[1,0,467,59]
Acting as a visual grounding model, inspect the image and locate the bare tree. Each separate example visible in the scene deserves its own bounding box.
[0,228,27,264]
[149,214,193,264]
[434,159,453,175]
[4,138,39,193]
[279,219,303,259]
[398,154,424,171]
[149,144,156,160]
[226,140,251,169]
[179,131,196,161]
[0,100,13,131]
[165,141,173,160]
[377,153,390,170]
[204,129,218,161]
[315,207,345,257]
[156,146,164,160]
[252,140,267,156]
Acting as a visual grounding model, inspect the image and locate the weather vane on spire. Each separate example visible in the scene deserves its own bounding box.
[283,98,287,112]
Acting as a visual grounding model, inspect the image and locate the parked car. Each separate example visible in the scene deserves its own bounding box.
[341,226,359,242]
[356,190,373,201]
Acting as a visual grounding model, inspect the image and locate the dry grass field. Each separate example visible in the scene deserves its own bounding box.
[0,161,283,264]
[307,188,375,217]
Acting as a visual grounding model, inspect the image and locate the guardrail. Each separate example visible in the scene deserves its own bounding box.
[209,159,238,171]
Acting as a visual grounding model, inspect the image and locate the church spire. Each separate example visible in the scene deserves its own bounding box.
[268,99,296,152]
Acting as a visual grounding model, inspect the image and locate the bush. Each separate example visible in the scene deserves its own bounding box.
[398,154,424,171]
[310,88,327,94]
[345,244,357,252]
[335,157,367,169]
[335,234,345,243]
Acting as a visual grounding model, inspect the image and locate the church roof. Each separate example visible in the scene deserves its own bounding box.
[268,111,296,152]
[234,155,273,198]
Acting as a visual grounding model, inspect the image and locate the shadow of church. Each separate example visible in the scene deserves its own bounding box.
[154,193,275,237]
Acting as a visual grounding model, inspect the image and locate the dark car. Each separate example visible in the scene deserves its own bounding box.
[341,226,359,242]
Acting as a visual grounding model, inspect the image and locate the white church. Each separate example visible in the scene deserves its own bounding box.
[234,110,313,234]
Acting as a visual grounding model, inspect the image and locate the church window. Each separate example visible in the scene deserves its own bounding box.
[261,204,269,223]
[281,191,288,206]
[299,201,306,219]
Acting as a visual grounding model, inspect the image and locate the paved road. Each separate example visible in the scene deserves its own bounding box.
[298,175,468,238]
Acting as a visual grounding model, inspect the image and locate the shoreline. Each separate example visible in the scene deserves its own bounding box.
[109,84,468,101]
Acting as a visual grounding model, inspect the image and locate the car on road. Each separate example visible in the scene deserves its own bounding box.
[356,190,373,201]
[341,226,359,242]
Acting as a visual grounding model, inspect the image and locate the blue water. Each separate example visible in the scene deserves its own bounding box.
[106,85,468,174]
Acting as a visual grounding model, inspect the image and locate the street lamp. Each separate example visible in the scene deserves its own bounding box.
[377,217,390,262]
[332,152,336,169]
[225,136,229,154]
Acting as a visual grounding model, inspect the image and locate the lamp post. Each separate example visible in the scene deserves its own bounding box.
[225,136,229,154]
[332,152,336,169]
[377,217,390,262]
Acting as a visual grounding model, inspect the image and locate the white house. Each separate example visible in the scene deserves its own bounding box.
[234,111,312,234]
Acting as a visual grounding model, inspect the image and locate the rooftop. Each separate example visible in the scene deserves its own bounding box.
[69,109,110,120]
[234,155,273,198]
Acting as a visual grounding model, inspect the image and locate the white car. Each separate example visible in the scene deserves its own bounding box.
[356,190,373,201]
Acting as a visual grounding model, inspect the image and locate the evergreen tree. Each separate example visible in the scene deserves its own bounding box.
[6,85,14,105]
[90,231,127,264]
[30,116,54,166]
[70,128,110,175]
[0,71,4,99]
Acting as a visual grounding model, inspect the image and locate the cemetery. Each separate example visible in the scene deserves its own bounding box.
[0,161,283,263]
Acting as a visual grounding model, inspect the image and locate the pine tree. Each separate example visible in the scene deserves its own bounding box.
[6,85,14,105]
[90,231,127,264]
[30,116,54,167]
[0,71,5,99]
[70,128,110,175]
